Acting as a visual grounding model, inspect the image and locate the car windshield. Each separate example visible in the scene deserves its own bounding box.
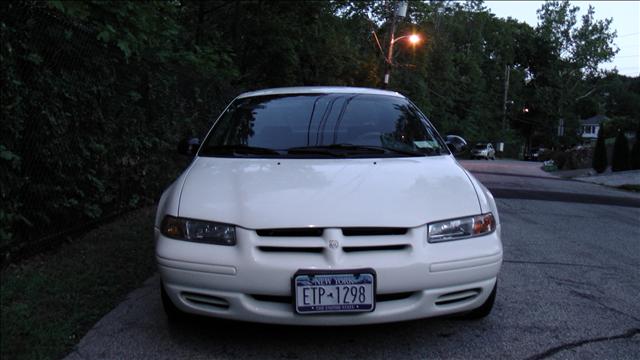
[199,93,447,158]
[475,143,487,149]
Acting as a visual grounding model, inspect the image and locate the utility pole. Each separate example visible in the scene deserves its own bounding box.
[382,1,408,88]
[502,64,510,131]
[383,2,398,89]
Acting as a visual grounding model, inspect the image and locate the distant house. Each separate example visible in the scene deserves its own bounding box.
[580,115,609,141]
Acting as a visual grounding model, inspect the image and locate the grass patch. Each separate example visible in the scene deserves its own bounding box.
[1,207,157,360]
[617,184,640,192]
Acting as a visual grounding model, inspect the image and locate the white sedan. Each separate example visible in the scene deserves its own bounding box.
[471,143,496,160]
[155,87,503,325]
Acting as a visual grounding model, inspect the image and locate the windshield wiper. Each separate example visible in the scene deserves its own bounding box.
[286,145,348,157]
[287,144,429,157]
[200,144,282,156]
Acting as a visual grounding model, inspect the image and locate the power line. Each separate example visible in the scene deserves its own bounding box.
[614,37,640,44]
[617,32,640,38]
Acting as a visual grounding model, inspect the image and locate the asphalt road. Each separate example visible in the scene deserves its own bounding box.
[66,160,640,360]
[459,160,640,207]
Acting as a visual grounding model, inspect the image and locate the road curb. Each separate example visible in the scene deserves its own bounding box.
[489,188,640,208]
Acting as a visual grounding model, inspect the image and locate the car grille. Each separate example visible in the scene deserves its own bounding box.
[257,246,324,253]
[256,228,324,237]
[254,227,412,254]
[341,227,407,236]
[342,244,409,252]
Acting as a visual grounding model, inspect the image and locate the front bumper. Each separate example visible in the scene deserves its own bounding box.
[156,225,502,325]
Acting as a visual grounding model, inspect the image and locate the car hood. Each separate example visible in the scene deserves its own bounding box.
[178,156,481,229]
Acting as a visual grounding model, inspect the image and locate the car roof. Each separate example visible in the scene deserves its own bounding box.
[237,86,405,99]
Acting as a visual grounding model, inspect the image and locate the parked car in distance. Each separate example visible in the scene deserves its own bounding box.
[524,147,547,161]
[471,143,496,160]
[156,87,502,325]
[445,135,468,154]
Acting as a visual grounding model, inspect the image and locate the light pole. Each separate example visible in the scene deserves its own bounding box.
[382,34,421,88]
[381,0,420,88]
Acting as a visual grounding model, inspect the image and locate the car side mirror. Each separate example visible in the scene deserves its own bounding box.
[178,138,200,156]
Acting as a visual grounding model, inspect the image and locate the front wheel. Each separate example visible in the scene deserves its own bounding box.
[460,282,496,319]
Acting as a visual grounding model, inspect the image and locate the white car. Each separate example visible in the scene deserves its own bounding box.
[471,143,496,160]
[155,87,503,325]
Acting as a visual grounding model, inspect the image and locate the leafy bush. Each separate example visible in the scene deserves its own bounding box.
[547,148,591,170]
[0,1,237,258]
[551,151,568,169]
[611,131,630,172]
[563,147,592,170]
[592,127,608,173]
[538,149,554,162]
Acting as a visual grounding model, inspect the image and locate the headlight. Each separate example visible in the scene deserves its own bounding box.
[428,213,495,243]
[160,215,236,245]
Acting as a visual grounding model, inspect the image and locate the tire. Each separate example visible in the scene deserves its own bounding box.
[161,282,188,322]
[460,282,497,319]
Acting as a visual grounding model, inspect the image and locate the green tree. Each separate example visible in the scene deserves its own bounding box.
[592,127,607,173]
[530,0,617,146]
[611,130,630,172]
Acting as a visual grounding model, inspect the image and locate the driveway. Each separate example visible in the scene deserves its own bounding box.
[66,160,640,359]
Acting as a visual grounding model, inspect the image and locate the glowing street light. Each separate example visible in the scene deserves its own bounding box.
[382,33,422,86]
[377,0,422,88]
[391,33,421,45]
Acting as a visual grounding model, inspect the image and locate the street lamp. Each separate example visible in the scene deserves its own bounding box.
[390,34,421,46]
[383,33,421,87]
[377,0,422,88]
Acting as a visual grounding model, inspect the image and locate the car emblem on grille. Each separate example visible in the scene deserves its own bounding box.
[328,240,339,249]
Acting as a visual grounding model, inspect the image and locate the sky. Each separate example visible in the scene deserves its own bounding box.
[485,1,640,77]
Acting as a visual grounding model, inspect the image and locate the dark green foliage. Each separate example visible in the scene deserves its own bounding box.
[552,151,568,169]
[0,1,236,256]
[612,131,630,172]
[631,129,640,170]
[593,127,607,173]
[0,0,632,257]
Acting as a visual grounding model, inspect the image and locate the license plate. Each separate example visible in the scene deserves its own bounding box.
[293,269,376,314]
